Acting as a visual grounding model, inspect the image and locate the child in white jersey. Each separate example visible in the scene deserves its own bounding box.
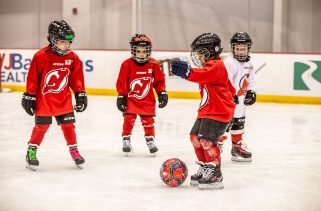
[220,32,256,162]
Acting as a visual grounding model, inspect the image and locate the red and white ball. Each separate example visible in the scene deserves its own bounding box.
[160,158,188,187]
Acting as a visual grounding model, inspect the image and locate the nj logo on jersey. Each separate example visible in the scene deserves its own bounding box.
[43,68,70,95]
[128,77,152,99]
[237,74,249,96]
[199,86,209,109]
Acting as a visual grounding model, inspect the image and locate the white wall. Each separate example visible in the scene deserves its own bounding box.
[0,0,320,53]
[287,0,321,53]
[0,0,63,48]
[63,0,90,48]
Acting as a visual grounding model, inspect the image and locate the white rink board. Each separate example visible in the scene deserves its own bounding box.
[1,49,320,97]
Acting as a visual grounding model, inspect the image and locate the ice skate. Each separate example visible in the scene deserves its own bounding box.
[146,136,158,154]
[25,144,39,171]
[69,145,85,169]
[198,164,224,190]
[190,161,206,187]
[231,141,252,162]
[122,136,133,156]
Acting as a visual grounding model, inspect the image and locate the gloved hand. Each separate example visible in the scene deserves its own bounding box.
[244,90,256,106]
[74,92,88,112]
[158,91,168,108]
[171,61,191,79]
[233,95,239,105]
[117,94,127,112]
[21,92,36,116]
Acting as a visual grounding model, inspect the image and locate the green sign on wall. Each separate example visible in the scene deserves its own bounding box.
[294,61,321,90]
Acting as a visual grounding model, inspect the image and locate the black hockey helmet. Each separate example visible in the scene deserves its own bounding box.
[130,34,152,63]
[230,32,252,62]
[47,20,75,56]
[190,33,223,67]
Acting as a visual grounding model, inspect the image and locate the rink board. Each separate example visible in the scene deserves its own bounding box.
[1,49,320,104]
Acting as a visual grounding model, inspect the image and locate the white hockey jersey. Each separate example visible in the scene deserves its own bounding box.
[223,55,255,118]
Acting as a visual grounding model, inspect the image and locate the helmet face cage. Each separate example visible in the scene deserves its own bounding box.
[191,48,211,68]
[230,32,252,62]
[48,20,75,56]
[231,42,252,62]
[190,33,223,67]
[131,45,152,63]
[49,35,73,56]
[130,34,152,63]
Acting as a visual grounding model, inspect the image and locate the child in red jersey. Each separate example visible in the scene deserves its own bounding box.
[21,20,88,170]
[171,33,236,189]
[116,34,168,155]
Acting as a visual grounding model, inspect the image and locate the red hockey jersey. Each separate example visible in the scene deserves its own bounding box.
[187,59,236,123]
[26,45,85,116]
[116,57,166,115]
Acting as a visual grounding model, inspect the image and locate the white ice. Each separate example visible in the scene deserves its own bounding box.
[0,92,321,211]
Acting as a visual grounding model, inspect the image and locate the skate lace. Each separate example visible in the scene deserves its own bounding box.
[234,142,249,152]
[70,148,81,159]
[195,165,205,176]
[146,139,156,149]
[27,148,37,160]
[202,167,215,180]
[123,139,131,148]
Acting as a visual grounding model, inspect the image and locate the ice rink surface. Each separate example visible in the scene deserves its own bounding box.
[0,92,321,211]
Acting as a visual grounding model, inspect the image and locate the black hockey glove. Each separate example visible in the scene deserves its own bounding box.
[158,91,168,108]
[74,92,88,112]
[244,90,256,106]
[117,94,127,112]
[171,61,191,79]
[21,92,36,116]
[233,95,239,105]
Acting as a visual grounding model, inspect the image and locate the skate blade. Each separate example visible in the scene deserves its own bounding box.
[231,156,252,162]
[123,151,133,157]
[190,180,199,187]
[149,151,158,157]
[26,164,37,171]
[75,164,83,169]
[198,182,224,190]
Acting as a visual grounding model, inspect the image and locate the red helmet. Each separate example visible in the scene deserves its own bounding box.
[130,34,152,63]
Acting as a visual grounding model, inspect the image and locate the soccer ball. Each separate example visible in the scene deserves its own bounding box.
[160,158,188,187]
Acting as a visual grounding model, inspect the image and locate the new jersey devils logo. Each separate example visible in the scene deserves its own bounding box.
[237,74,249,96]
[42,68,70,95]
[199,86,209,109]
[128,77,152,99]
